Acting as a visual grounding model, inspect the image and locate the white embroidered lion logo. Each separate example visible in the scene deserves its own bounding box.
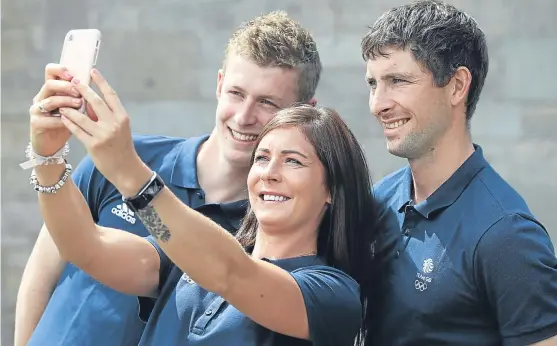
[422,258,434,274]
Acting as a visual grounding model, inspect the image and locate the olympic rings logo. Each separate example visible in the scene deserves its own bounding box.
[414,280,428,291]
[181,273,195,284]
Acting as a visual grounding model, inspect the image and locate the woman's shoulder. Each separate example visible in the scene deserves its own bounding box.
[289,259,362,346]
[267,255,360,292]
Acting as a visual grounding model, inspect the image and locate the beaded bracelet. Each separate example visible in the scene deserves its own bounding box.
[29,162,73,194]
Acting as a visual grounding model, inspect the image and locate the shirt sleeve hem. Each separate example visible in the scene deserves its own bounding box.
[504,323,557,346]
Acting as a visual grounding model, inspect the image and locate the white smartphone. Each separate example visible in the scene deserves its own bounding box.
[52,29,101,115]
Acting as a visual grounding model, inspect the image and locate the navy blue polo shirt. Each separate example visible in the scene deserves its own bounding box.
[137,249,362,346]
[29,134,246,346]
[371,145,557,346]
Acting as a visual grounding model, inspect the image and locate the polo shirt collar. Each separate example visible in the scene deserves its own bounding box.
[220,200,249,230]
[170,135,209,188]
[170,134,248,230]
[396,144,489,218]
[263,255,325,271]
[394,167,413,213]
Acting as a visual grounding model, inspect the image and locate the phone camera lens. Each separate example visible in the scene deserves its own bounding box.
[68,35,73,41]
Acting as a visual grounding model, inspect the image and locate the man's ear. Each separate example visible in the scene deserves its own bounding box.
[449,66,472,108]
[216,69,224,99]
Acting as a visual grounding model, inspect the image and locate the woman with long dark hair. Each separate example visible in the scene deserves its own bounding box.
[29,73,383,345]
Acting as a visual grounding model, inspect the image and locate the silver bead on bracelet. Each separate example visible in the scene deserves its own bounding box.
[29,162,73,194]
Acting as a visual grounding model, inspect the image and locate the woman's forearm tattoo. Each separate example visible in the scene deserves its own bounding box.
[136,205,171,242]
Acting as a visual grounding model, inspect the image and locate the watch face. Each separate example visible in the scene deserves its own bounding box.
[123,173,165,211]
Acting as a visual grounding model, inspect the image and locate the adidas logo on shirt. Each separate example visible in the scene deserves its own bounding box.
[111,203,137,224]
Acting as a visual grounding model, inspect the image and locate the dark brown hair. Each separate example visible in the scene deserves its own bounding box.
[235,104,383,345]
[361,0,488,121]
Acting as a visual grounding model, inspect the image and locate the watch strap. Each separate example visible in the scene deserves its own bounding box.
[123,171,165,212]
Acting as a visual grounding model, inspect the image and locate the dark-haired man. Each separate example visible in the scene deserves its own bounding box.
[365,1,557,345]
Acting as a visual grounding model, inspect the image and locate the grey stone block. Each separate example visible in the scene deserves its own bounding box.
[197,69,223,101]
[329,0,406,34]
[315,34,369,68]
[314,66,381,139]
[1,153,44,199]
[471,101,522,138]
[2,29,34,72]
[125,101,217,138]
[517,183,557,240]
[316,66,368,101]
[87,5,140,33]
[492,0,557,38]
[498,39,557,101]
[266,0,336,37]
[2,1,44,32]
[481,138,557,190]
[476,37,506,99]
[44,0,88,38]
[1,121,32,161]
[521,104,557,140]
[1,316,15,346]
[92,30,205,103]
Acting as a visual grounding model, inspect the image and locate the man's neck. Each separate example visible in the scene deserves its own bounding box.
[196,133,250,204]
[409,127,475,204]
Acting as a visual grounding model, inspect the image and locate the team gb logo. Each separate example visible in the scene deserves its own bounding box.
[422,258,434,274]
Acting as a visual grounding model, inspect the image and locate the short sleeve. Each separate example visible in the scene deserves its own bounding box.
[144,236,172,290]
[138,235,173,322]
[71,154,103,220]
[291,266,362,346]
[475,214,557,345]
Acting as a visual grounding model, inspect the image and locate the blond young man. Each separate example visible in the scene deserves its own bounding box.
[16,11,321,346]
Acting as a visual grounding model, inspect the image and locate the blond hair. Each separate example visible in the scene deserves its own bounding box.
[223,11,322,102]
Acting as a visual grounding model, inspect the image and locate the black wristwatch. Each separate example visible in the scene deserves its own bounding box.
[122,171,165,213]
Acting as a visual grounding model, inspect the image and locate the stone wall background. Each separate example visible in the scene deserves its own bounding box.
[2,0,556,344]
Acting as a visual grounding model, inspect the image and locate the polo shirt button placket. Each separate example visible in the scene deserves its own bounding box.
[205,309,213,316]
[397,227,413,258]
